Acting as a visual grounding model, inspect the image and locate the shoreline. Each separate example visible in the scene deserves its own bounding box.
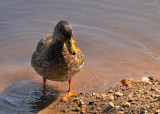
[38,77,160,114]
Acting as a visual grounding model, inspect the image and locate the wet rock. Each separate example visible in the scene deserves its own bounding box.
[114,92,123,97]
[60,97,68,103]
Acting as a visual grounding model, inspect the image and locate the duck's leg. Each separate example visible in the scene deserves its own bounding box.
[43,77,47,88]
[66,78,78,97]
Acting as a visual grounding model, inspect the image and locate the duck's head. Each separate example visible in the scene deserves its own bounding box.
[53,20,77,55]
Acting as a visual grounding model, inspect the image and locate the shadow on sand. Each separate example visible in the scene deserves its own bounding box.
[0,80,60,113]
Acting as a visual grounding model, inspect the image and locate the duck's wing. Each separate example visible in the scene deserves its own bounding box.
[36,34,52,53]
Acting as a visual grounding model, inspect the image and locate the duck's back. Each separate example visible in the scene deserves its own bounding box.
[36,34,53,53]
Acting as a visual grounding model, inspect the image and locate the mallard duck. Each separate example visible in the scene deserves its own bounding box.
[31,20,84,97]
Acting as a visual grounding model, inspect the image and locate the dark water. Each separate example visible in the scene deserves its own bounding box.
[0,0,160,113]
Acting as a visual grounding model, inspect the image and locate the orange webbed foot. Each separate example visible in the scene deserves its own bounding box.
[66,91,78,97]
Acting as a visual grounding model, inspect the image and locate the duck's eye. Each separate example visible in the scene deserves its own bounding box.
[68,41,71,45]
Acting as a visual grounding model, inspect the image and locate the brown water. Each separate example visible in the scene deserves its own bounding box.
[0,0,160,113]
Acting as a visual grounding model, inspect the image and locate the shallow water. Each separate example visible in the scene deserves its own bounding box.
[0,0,160,113]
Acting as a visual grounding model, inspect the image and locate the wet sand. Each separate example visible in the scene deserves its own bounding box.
[0,0,160,113]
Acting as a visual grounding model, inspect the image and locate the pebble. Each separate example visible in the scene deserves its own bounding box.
[109,95,114,101]
[118,111,124,114]
[128,98,133,102]
[114,92,123,97]
[73,98,79,102]
[131,102,136,104]
[92,93,96,96]
[120,108,124,111]
[81,108,85,114]
[108,89,113,93]
[151,88,156,91]
[114,106,120,110]
[156,110,160,113]
[76,107,81,112]
[144,91,149,94]
[96,94,100,99]
[60,97,68,103]
[123,102,130,107]
[89,101,94,105]
[108,102,114,108]
[101,94,107,99]
[97,107,101,110]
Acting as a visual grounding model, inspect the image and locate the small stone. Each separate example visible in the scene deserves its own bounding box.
[128,98,133,102]
[155,89,160,93]
[101,94,107,99]
[156,110,160,113]
[76,107,81,112]
[73,98,79,102]
[96,94,100,99]
[89,101,94,105]
[81,108,85,114]
[109,95,114,101]
[140,107,147,114]
[108,102,114,108]
[120,108,124,111]
[97,107,101,110]
[114,106,120,110]
[118,111,124,114]
[131,102,136,104]
[79,100,85,105]
[144,91,149,94]
[114,92,123,97]
[92,93,96,96]
[151,88,156,91]
[60,97,68,102]
[108,89,113,93]
[123,102,130,107]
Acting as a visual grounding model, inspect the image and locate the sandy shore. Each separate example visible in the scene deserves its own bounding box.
[38,77,160,114]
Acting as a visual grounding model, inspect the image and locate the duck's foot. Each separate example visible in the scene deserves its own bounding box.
[66,91,78,97]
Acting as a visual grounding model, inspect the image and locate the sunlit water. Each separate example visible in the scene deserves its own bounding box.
[0,0,160,113]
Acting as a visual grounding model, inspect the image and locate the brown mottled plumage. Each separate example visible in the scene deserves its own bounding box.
[31,21,84,83]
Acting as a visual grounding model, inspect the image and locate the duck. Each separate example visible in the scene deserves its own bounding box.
[31,20,84,97]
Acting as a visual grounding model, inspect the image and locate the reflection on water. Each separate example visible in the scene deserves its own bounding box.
[0,80,59,113]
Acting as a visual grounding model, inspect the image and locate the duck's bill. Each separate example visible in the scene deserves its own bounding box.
[65,37,77,55]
